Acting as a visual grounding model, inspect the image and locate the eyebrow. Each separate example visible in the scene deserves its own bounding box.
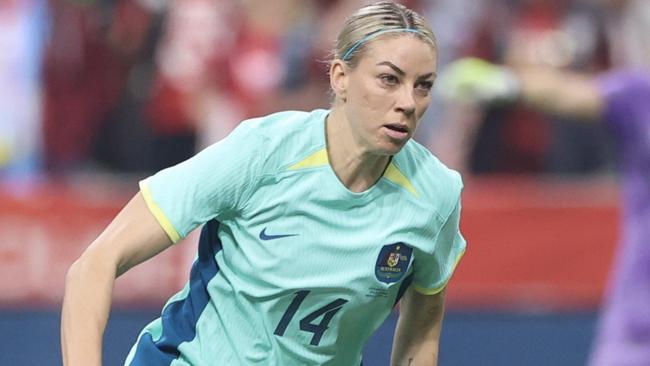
[376,61,437,79]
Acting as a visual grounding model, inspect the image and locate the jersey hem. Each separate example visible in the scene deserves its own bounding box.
[139,180,182,243]
[412,248,466,295]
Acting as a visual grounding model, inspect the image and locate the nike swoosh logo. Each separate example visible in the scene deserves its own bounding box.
[259,227,299,241]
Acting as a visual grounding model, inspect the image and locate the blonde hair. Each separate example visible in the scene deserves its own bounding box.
[333,1,437,68]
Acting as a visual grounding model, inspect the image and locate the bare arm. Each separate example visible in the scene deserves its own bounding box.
[516,66,605,121]
[391,287,446,366]
[438,58,606,121]
[61,192,173,366]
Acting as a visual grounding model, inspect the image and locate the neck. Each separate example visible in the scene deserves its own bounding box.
[326,107,392,193]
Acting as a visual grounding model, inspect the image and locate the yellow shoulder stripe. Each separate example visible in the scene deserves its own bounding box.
[288,148,329,170]
[139,181,182,243]
[383,163,419,197]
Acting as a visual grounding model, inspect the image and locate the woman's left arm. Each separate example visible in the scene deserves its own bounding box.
[390,287,446,366]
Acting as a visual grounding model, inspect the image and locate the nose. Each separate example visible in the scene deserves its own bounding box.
[395,86,416,116]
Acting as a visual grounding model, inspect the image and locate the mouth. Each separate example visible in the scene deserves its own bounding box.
[382,123,410,140]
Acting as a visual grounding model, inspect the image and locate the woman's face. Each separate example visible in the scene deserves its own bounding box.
[338,35,437,156]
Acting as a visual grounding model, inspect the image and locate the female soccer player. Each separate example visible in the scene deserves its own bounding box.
[61,2,466,365]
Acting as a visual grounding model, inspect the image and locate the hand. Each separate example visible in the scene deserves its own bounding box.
[436,58,520,104]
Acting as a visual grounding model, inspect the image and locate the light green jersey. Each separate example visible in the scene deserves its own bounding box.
[125,109,466,366]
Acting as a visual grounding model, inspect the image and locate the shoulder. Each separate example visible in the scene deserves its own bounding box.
[239,109,326,133]
[599,70,650,91]
[598,70,650,105]
[236,109,327,142]
[394,140,463,217]
[597,70,650,134]
[231,109,329,172]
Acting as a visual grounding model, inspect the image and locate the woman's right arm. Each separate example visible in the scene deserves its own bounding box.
[61,191,174,366]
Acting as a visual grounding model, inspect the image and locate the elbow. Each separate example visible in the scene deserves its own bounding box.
[64,260,77,286]
[64,257,90,296]
[64,258,86,289]
[64,249,117,291]
[62,257,88,312]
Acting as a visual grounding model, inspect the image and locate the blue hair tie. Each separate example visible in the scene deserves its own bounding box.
[342,28,422,61]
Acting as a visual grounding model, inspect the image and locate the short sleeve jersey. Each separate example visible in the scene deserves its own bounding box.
[125,109,466,366]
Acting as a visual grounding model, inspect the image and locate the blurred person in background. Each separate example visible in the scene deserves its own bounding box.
[417,0,487,172]
[62,2,466,365]
[43,0,335,174]
[495,0,611,175]
[432,0,612,174]
[44,0,230,174]
[43,0,167,173]
[437,0,650,364]
[0,0,48,179]
[88,0,217,173]
[190,0,325,148]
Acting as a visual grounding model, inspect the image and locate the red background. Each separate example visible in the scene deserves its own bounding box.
[0,177,619,310]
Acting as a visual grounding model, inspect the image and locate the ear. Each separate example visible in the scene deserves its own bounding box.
[329,60,348,102]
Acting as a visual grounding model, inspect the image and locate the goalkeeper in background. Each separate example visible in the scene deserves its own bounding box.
[437,1,650,364]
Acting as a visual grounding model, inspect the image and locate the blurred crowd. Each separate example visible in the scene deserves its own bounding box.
[1,0,648,177]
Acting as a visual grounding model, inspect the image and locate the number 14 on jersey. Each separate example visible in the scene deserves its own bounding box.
[274,290,348,346]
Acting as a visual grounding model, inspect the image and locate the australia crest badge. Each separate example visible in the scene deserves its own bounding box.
[375,243,413,283]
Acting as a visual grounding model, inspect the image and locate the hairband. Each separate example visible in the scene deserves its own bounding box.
[342,28,422,61]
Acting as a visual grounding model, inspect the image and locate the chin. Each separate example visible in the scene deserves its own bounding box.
[376,140,407,156]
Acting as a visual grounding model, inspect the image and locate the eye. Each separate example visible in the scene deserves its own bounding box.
[379,74,399,86]
[416,80,434,92]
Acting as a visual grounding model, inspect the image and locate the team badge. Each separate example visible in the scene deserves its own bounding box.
[375,243,413,283]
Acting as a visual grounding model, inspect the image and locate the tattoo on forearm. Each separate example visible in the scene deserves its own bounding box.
[426,303,443,316]
[427,306,438,316]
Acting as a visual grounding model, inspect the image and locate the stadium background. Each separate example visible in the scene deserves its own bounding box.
[1,0,635,364]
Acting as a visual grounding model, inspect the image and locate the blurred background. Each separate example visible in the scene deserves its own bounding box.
[1,0,641,364]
